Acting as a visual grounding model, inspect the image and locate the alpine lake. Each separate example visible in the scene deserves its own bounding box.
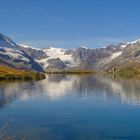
[0,74,140,140]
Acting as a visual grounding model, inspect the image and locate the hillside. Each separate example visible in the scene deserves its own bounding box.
[0,33,44,72]
[0,66,46,81]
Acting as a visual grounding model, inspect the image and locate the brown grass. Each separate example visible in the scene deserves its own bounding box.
[0,66,46,81]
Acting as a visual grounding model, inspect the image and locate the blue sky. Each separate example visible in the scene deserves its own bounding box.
[1,0,140,48]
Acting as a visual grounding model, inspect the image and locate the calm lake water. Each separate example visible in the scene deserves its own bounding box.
[0,75,140,140]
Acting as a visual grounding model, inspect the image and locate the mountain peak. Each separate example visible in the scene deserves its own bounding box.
[0,33,17,48]
[127,39,140,45]
[80,46,88,49]
[20,44,41,51]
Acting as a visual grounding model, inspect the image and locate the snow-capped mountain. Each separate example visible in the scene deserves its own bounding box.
[20,43,124,70]
[20,45,77,70]
[20,39,140,71]
[102,40,140,70]
[0,33,44,72]
[37,47,77,68]
[2,32,140,71]
[19,44,47,60]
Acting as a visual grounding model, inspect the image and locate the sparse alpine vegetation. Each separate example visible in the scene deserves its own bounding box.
[105,67,140,78]
[0,66,46,81]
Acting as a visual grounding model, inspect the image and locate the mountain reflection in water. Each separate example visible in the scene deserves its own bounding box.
[0,75,140,108]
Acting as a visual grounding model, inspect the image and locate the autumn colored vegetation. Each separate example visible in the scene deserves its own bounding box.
[0,66,46,81]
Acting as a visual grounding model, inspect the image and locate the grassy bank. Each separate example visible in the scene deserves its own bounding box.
[105,67,140,78]
[46,70,96,74]
[0,66,46,81]
[45,67,140,78]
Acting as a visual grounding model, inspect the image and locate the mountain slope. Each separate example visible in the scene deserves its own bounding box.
[20,46,77,70]
[19,37,140,71]
[100,40,140,70]
[0,65,46,80]
[0,33,44,72]
[20,44,123,70]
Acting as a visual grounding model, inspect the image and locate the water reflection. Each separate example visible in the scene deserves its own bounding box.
[0,75,140,108]
[39,75,140,105]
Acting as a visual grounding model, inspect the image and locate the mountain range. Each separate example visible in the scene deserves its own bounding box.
[1,32,140,72]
